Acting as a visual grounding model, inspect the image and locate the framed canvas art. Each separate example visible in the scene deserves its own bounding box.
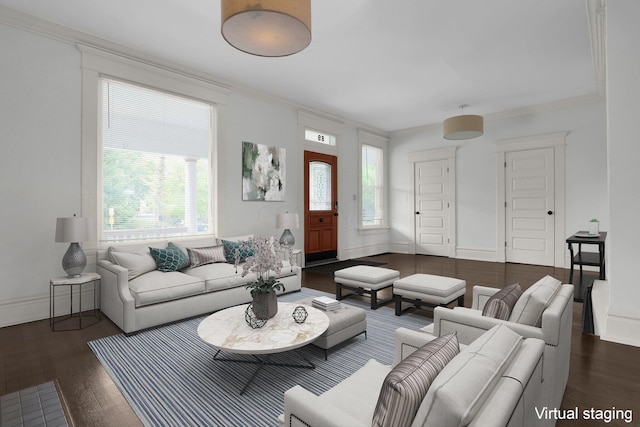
[242,141,286,201]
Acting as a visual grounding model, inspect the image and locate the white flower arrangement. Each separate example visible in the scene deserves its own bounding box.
[234,236,295,297]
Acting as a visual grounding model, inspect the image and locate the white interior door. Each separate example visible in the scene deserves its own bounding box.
[415,159,450,256]
[505,148,555,266]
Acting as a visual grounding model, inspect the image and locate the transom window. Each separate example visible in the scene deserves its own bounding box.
[101,79,213,241]
[305,129,336,146]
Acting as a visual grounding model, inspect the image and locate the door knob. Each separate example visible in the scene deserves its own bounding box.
[319,218,324,223]
[547,211,553,215]
[415,211,420,215]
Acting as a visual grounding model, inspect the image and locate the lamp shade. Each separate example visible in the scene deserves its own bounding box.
[221,0,311,57]
[276,213,299,230]
[55,217,94,243]
[442,114,484,140]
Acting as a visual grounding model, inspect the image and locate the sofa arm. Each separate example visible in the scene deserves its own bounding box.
[97,259,136,332]
[431,306,545,345]
[392,327,439,366]
[472,285,501,310]
[282,385,368,427]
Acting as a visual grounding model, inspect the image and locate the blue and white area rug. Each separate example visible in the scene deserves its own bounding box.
[88,288,431,427]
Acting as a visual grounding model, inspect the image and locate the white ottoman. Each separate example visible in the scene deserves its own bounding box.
[334,265,400,309]
[295,297,367,360]
[393,273,466,316]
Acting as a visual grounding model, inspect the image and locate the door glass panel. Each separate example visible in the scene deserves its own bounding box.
[309,161,332,211]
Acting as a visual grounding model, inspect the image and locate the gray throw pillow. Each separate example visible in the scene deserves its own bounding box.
[372,333,459,427]
[482,283,522,319]
[186,245,226,268]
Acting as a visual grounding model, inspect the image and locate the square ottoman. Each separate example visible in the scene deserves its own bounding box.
[334,265,400,309]
[393,273,466,316]
[295,297,367,360]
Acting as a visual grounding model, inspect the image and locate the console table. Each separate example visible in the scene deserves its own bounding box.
[566,231,606,302]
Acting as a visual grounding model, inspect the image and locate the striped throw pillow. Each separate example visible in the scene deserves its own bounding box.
[481,283,522,319]
[186,245,226,268]
[372,333,459,427]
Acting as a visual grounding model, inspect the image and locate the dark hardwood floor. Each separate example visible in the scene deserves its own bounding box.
[1,254,638,426]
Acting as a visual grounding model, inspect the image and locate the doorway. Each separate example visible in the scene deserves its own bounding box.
[414,159,451,256]
[304,151,338,264]
[496,132,566,268]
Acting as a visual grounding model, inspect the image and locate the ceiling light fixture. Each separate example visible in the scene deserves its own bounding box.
[442,105,484,140]
[221,0,312,57]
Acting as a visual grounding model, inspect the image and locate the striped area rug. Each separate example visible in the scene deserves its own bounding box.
[88,288,431,427]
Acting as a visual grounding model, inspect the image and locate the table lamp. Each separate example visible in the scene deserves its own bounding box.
[276,213,299,247]
[55,215,94,277]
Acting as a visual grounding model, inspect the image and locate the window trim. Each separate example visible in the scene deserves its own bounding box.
[358,130,389,232]
[80,44,230,248]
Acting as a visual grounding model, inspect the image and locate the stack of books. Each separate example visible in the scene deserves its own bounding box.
[312,296,341,311]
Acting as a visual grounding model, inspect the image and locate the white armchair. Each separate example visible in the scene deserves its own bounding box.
[423,279,574,420]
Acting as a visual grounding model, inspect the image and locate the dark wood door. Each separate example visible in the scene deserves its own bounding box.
[304,151,338,263]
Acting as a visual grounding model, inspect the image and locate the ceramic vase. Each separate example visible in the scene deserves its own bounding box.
[252,290,278,319]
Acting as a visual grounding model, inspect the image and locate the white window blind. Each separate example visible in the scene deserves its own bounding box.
[362,144,384,227]
[101,79,213,241]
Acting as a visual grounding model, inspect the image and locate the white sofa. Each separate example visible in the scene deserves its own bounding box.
[423,276,573,421]
[280,324,545,427]
[97,235,301,334]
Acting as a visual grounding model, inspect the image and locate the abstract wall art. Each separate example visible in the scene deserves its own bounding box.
[242,141,286,201]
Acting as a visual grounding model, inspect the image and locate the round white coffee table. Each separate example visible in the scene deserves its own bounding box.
[198,302,329,394]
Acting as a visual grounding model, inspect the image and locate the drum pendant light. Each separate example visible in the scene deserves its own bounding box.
[443,105,484,140]
[221,0,312,57]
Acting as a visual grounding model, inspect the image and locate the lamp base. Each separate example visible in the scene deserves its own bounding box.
[279,229,295,247]
[62,242,87,277]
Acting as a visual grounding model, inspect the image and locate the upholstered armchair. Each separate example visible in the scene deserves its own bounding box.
[423,276,573,420]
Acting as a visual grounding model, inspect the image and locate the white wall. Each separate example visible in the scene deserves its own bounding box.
[0,21,387,326]
[389,100,608,262]
[0,24,82,324]
[603,0,640,346]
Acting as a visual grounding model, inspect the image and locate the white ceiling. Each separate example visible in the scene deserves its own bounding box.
[0,0,598,132]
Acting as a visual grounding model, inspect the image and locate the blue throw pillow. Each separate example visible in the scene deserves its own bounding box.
[149,244,190,272]
[221,239,255,263]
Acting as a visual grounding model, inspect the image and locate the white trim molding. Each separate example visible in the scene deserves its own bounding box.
[495,132,567,267]
[407,146,457,257]
[602,307,640,347]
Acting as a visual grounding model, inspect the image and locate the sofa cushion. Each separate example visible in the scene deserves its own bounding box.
[128,270,205,307]
[221,239,255,262]
[482,283,522,320]
[372,333,459,427]
[509,275,561,326]
[107,240,167,280]
[109,250,157,280]
[414,324,523,427]
[149,244,190,272]
[186,245,226,268]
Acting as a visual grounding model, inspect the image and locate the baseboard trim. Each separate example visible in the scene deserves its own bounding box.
[0,287,98,328]
[341,243,390,260]
[455,247,498,262]
[602,308,640,347]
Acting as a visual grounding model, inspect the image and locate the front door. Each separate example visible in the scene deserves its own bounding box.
[304,151,338,264]
[414,159,450,256]
[505,147,555,266]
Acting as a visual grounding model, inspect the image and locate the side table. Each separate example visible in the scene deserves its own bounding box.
[50,272,101,331]
[566,231,606,302]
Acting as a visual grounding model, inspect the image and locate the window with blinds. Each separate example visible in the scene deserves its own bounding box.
[101,79,213,241]
[361,143,385,227]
